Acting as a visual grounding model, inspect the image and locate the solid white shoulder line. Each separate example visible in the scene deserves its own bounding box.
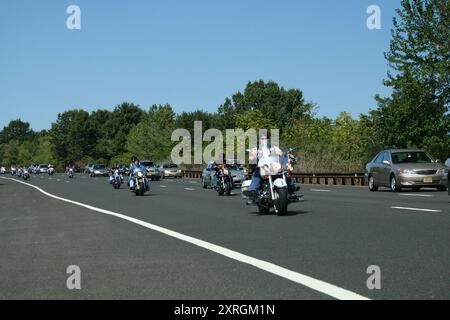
[1,176,370,300]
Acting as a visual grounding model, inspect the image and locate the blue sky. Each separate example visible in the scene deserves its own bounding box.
[0,0,400,131]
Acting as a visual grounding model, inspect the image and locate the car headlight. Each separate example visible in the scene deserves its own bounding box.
[400,169,415,174]
[438,168,449,176]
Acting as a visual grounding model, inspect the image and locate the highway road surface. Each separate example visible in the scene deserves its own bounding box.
[0,173,449,300]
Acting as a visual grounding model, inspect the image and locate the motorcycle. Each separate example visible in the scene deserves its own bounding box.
[67,168,74,178]
[0,166,5,175]
[215,168,233,196]
[111,170,122,189]
[11,167,17,176]
[17,168,23,178]
[22,169,30,181]
[131,168,148,196]
[242,153,300,216]
[48,166,55,175]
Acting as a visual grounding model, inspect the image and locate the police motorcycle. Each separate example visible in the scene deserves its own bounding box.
[242,149,303,216]
[130,167,149,196]
[48,165,55,175]
[22,167,30,181]
[67,167,74,178]
[215,166,233,196]
[110,169,123,190]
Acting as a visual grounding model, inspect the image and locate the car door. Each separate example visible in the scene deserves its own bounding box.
[203,164,211,184]
[379,152,392,187]
[371,152,383,185]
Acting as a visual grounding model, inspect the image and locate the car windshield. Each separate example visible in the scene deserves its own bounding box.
[141,161,154,167]
[391,152,433,164]
[227,164,240,171]
[94,165,106,169]
[163,164,178,169]
[40,165,48,168]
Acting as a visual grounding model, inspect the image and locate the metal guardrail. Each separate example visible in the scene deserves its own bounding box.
[182,171,367,186]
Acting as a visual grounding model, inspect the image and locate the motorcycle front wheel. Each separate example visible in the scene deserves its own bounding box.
[274,188,288,216]
[225,181,232,196]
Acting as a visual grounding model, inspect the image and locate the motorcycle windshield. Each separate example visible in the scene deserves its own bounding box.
[258,155,287,176]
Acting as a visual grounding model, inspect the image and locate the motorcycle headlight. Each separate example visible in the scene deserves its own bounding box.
[137,171,143,178]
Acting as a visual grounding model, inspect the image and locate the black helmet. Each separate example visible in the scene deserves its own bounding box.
[131,155,139,163]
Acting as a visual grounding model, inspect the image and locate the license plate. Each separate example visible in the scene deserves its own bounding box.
[424,177,433,183]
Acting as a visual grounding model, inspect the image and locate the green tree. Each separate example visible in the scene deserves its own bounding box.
[50,110,94,165]
[372,0,450,159]
[126,104,176,162]
[218,80,314,131]
[0,119,34,144]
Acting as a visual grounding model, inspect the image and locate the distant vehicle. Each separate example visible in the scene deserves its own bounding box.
[365,149,448,192]
[22,168,30,181]
[39,164,49,174]
[90,164,108,177]
[140,160,161,181]
[160,163,182,179]
[67,167,75,178]
[30,163,40,174]
[0,166,5,174]
[117,163,129,175]
[48,165,55,175]
[202,162,215,188]
[202,161,246,188]
[84,163,94,174]
[446,156,450,196]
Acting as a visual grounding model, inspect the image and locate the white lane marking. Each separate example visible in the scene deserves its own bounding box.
[310,189,331,192]
[160,185,167,188]
[66,181,70,183]
[184,188,195,191]
[399,194,433,198]
[56,179,60,182]
[1,176,368,300]
[189,181,198,184]
[391,206,442,213]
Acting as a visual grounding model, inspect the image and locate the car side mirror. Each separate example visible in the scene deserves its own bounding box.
[435,159,441,163]
[382,160,391,166]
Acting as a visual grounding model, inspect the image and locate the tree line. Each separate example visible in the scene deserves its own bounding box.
[1,0,448,172]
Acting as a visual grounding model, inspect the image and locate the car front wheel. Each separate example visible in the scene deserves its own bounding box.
[390,175,401,192]
[368,175,378,192]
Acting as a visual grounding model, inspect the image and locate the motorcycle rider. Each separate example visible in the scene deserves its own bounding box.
[243,135,282,200]
[211,154,229,189]
[244,135,298,200]
[109,164,123,184]
[66,164,75,176]
[128,156,149,191]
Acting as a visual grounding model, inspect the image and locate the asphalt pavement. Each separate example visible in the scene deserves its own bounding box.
[0,173,449,299]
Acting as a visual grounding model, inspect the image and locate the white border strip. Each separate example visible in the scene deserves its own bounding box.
[1,177,370,300]
[391,206,441,213]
